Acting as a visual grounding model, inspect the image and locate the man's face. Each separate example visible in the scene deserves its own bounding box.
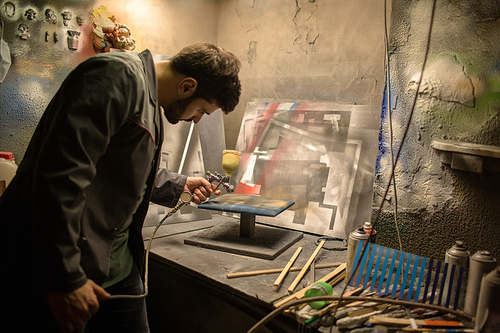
[164,96,219,124]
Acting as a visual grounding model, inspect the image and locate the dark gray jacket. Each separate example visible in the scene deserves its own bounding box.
[0,49,186,293]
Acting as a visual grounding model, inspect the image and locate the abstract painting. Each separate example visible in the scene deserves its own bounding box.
[233,102,380,239]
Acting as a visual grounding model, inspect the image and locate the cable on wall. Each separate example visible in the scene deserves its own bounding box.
[384,0,403,253]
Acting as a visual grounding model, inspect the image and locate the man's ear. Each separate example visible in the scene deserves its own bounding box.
[178,78,197,98]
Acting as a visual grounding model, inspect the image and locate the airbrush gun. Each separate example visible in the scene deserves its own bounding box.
[206,150,241,193]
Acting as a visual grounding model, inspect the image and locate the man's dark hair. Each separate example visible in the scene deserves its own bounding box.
[170,43,241,113]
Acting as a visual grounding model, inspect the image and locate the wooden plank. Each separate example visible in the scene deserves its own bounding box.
[431,139,500,158]
[274,247,302,287]
[288,240,326,292]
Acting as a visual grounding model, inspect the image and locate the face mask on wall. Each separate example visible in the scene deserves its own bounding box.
[0,20,12,84]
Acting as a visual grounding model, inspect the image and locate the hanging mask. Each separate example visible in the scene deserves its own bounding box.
[0,20,12,84]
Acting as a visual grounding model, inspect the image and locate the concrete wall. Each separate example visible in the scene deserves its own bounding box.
[0,0,219,162]
[217,0,386,150]
[374,0,500,260]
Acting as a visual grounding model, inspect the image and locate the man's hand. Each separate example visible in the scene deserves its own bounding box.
[184,177,221,204]
[47,279,111,333]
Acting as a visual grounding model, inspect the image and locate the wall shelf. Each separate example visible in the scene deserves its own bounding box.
[431,139,500,173]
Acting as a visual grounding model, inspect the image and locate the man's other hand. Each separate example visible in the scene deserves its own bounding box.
[47,279,111,333]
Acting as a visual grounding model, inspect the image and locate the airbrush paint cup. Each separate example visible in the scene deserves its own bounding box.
[222,150,240,177]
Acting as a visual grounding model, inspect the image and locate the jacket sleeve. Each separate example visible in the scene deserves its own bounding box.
[150,168,187,207]
[31,56,139,293]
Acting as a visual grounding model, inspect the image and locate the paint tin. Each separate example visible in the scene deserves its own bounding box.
[444,240,469,309]
[464,251,497,316]
[475,265,500,333]
[345,226,370,283]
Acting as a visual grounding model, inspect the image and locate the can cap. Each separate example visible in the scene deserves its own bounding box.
[0,152,14,160]
[305,281,333,309]
[447,240,469,258]
[471,251,496,263]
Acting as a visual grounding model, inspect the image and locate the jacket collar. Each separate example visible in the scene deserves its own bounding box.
[138,49,162,149]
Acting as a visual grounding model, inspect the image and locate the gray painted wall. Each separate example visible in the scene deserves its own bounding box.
[374,0,500,260]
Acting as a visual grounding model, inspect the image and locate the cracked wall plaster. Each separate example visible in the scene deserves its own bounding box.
[409,55,476,108]
[219,0,386,150]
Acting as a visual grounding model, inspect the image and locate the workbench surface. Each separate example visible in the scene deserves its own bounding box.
[143,213,347,332]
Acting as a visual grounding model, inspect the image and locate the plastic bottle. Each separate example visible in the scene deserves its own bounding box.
[0,151,17,196]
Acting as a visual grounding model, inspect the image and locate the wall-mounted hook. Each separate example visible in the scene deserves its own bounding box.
[67,30,81,50]
[17,24,29,40]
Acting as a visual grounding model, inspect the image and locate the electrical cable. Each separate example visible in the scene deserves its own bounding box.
[247,295,473,333]
[314,237,348,251]
[384,0,403,252]
[330,0,438,321]
[106,191,192,300]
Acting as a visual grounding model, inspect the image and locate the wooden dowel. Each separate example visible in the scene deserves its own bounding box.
[274,247,302,287]
[226,262,341,279]
[288,240,326,292]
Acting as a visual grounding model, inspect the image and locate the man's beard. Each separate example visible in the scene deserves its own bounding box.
[163,96,196,124]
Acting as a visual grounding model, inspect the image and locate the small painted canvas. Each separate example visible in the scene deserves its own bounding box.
[198,193,295,217]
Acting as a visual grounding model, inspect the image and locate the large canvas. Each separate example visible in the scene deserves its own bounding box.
[233,102,380,239]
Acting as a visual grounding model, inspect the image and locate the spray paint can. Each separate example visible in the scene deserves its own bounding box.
[444,240,469,309]
[475,265,500,333]
[345,226,370,283]
[363,221,377,243]
[464,251,497,316]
